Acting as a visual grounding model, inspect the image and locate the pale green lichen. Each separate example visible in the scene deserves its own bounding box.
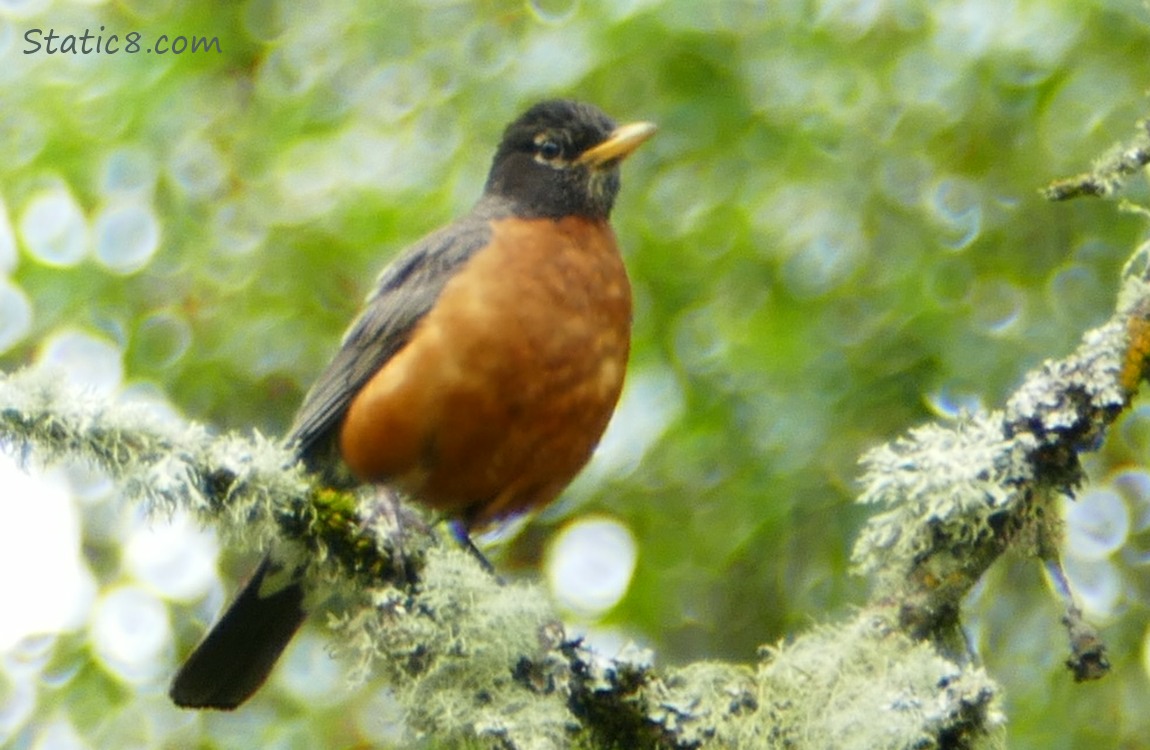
[847,237,1143,690]
[1004,316,1128,447]
[851,411,1037,594]
[751,613,1004,750]
[5,258,1143,748]
[0,361,1087,747]
[0,368,311,548]
[644,661,757,747]
[327,546,575,749]
[0,366,389,591]
[853,258,1137,602]
[320,546,1006,749]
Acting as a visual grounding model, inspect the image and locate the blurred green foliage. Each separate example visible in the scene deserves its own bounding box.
[4,0,1150,747]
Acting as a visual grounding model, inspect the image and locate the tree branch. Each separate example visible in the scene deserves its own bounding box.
[1043,118,1150,201]
[6,234,1150,746]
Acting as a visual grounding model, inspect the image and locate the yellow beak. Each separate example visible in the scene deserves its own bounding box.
[577,121,657,168]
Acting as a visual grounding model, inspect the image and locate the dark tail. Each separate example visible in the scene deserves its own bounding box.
[170,556,307,709]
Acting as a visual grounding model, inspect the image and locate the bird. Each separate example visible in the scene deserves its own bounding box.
[169,99,656,710]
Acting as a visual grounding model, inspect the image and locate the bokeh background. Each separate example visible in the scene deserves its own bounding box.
[2,0,1150,747]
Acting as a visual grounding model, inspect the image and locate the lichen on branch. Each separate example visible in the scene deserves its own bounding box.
[8,233,1150,746]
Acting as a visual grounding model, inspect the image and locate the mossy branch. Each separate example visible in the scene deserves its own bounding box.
[6,237,1150,747]
[1043,117,1150,200]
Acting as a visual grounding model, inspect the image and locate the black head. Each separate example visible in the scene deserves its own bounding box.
[483,100,656,220]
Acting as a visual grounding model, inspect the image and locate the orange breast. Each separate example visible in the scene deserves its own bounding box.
[338,216,632,526]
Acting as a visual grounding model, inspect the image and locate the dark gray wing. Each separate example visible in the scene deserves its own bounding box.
[287,214,494,463]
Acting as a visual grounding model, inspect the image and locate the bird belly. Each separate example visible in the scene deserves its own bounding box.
[338,216,632,525]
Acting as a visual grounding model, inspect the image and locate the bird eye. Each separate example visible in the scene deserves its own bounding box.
[537,139,562,160]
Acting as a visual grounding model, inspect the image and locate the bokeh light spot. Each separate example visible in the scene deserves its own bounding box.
[93,201,160,274]
[118,382,186,431]
[275,136,346,221]
[929,0,998,60]
[28,717,86,750]
[1112,469,1150,534]
[672,302,731,376]
[649,163,720,238]
[928,177,983,250]
[462,23,515,77]
[167,137,228,200]
[257,45,320,99]
[278,630,348,707]
[512,27,593,96]
[0,196,18,273]
[355,688,407,747]
[89,585,169,683]
[18,186,89,267]
[891,45,970,124]
[528,0,580,24]
[1040,64,1129,169]
[546,516,637,618]
[814,0,885,37]
[748,390,832,474]
[581,367,683,484]
[1064,488,1130,561]
[355,64,428,125]
[211,198,269,257]
[878,154,933,209]
[60,461,114,507]
[1046,263,1106,327]
[133,311,192,369]
[0,280,32,354]
[0,678,35,745]
[744,50,815,121]
[780,215,866,298]
[99,146,158,198]
[924,381,985,419]
[37,329,124,395]
[1061,555,1122,620]
[758,185,868,298]
[1115,469,1150,567]
[124,511,218,601]
[967,278,1025,336]
[0,456,94,652]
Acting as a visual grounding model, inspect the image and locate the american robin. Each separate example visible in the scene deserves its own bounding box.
[170,99,656,709]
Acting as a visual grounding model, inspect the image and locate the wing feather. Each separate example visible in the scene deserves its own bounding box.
[287,216,494,462]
